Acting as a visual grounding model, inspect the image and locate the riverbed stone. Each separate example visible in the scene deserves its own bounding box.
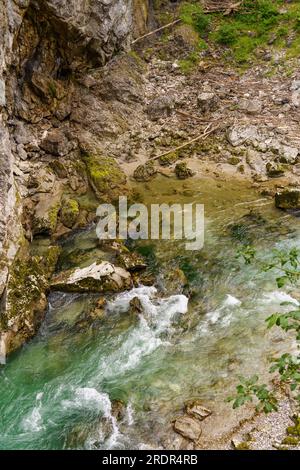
[116,252,147,272]
[227,125,259,147]
[173,415,202,442]
[185,401,212,421]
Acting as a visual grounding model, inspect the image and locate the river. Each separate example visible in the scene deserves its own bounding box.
[0,176,299,449]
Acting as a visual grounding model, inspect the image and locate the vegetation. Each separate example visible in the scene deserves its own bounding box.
[179,0,300,65]
[228,247,300,412]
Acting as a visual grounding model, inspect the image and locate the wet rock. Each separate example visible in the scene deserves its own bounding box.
[60,198,80,229]
[129,297,144,315]
[197,92,218,113]
[40,129,73,157]
[173,415,202,442]
[239,98,262,115]
[87,297,107,322]
[147,95,175,120]
[185,401,212,421]
[51,261,132,293]
[275,189,300,210]
[133,161,157,182]
[175,162,195,180]
[116,252,147,272]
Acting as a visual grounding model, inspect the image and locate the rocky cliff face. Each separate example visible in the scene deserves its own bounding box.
[0,0,150,360]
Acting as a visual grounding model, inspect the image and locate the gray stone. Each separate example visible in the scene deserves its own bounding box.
[227,125,259,147]
[239,98,262,114]
[147,95,175,120]
[197,92,218,113]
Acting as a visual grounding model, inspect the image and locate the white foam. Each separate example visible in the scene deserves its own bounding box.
[99,287,189,378]
[223,295,242,308]
[126,402,134,426]
[63,387,112,417]
[22,407,43,433]
[262,291,299,306]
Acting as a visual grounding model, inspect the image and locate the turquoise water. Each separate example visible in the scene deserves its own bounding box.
[0,178,299,449]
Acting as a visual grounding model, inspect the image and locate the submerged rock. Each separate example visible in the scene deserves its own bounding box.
[173,415,202,442]
[51,261,132,293]
[275,189,300,210]
[185,401,212,421]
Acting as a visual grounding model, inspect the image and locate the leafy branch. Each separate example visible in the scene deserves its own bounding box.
[229,246,300,412]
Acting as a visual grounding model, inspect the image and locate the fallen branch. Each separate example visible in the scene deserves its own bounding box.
[150,123,220,161]
[132,19,181,45]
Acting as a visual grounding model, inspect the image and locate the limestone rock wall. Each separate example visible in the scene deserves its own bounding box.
[0,0,150,357]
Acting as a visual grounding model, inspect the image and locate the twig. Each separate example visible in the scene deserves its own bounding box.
[150,123,220,161]
[132,19,181,45]
[176,110,209,122]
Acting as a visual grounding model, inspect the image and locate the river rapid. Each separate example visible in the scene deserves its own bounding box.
[0,176,299,449]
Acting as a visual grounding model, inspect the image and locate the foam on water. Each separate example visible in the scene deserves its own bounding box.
[98,287,189,379]
[262,291,299,306]
[21,393,44,433]
[198,294,242,334]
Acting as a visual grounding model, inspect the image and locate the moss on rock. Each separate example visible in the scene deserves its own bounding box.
[60,198,80,228]
[275,189,300,210]
[82,152,127,202]
[0,245,61,356]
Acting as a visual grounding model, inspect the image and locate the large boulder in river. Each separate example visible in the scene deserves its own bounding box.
[275,189,300,210]
[51,261,132,293]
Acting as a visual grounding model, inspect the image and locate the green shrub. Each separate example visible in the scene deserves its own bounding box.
[215,24,238,45]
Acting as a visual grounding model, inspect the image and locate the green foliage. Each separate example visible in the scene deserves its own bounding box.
[262,248,300,288]
[215,24,238,46]
[227,375,278,413]
[236,245,256,264]
[179,3,210,36]
[229,245,300,413]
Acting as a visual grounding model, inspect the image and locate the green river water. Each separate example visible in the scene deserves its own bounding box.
[0,176,299,449]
